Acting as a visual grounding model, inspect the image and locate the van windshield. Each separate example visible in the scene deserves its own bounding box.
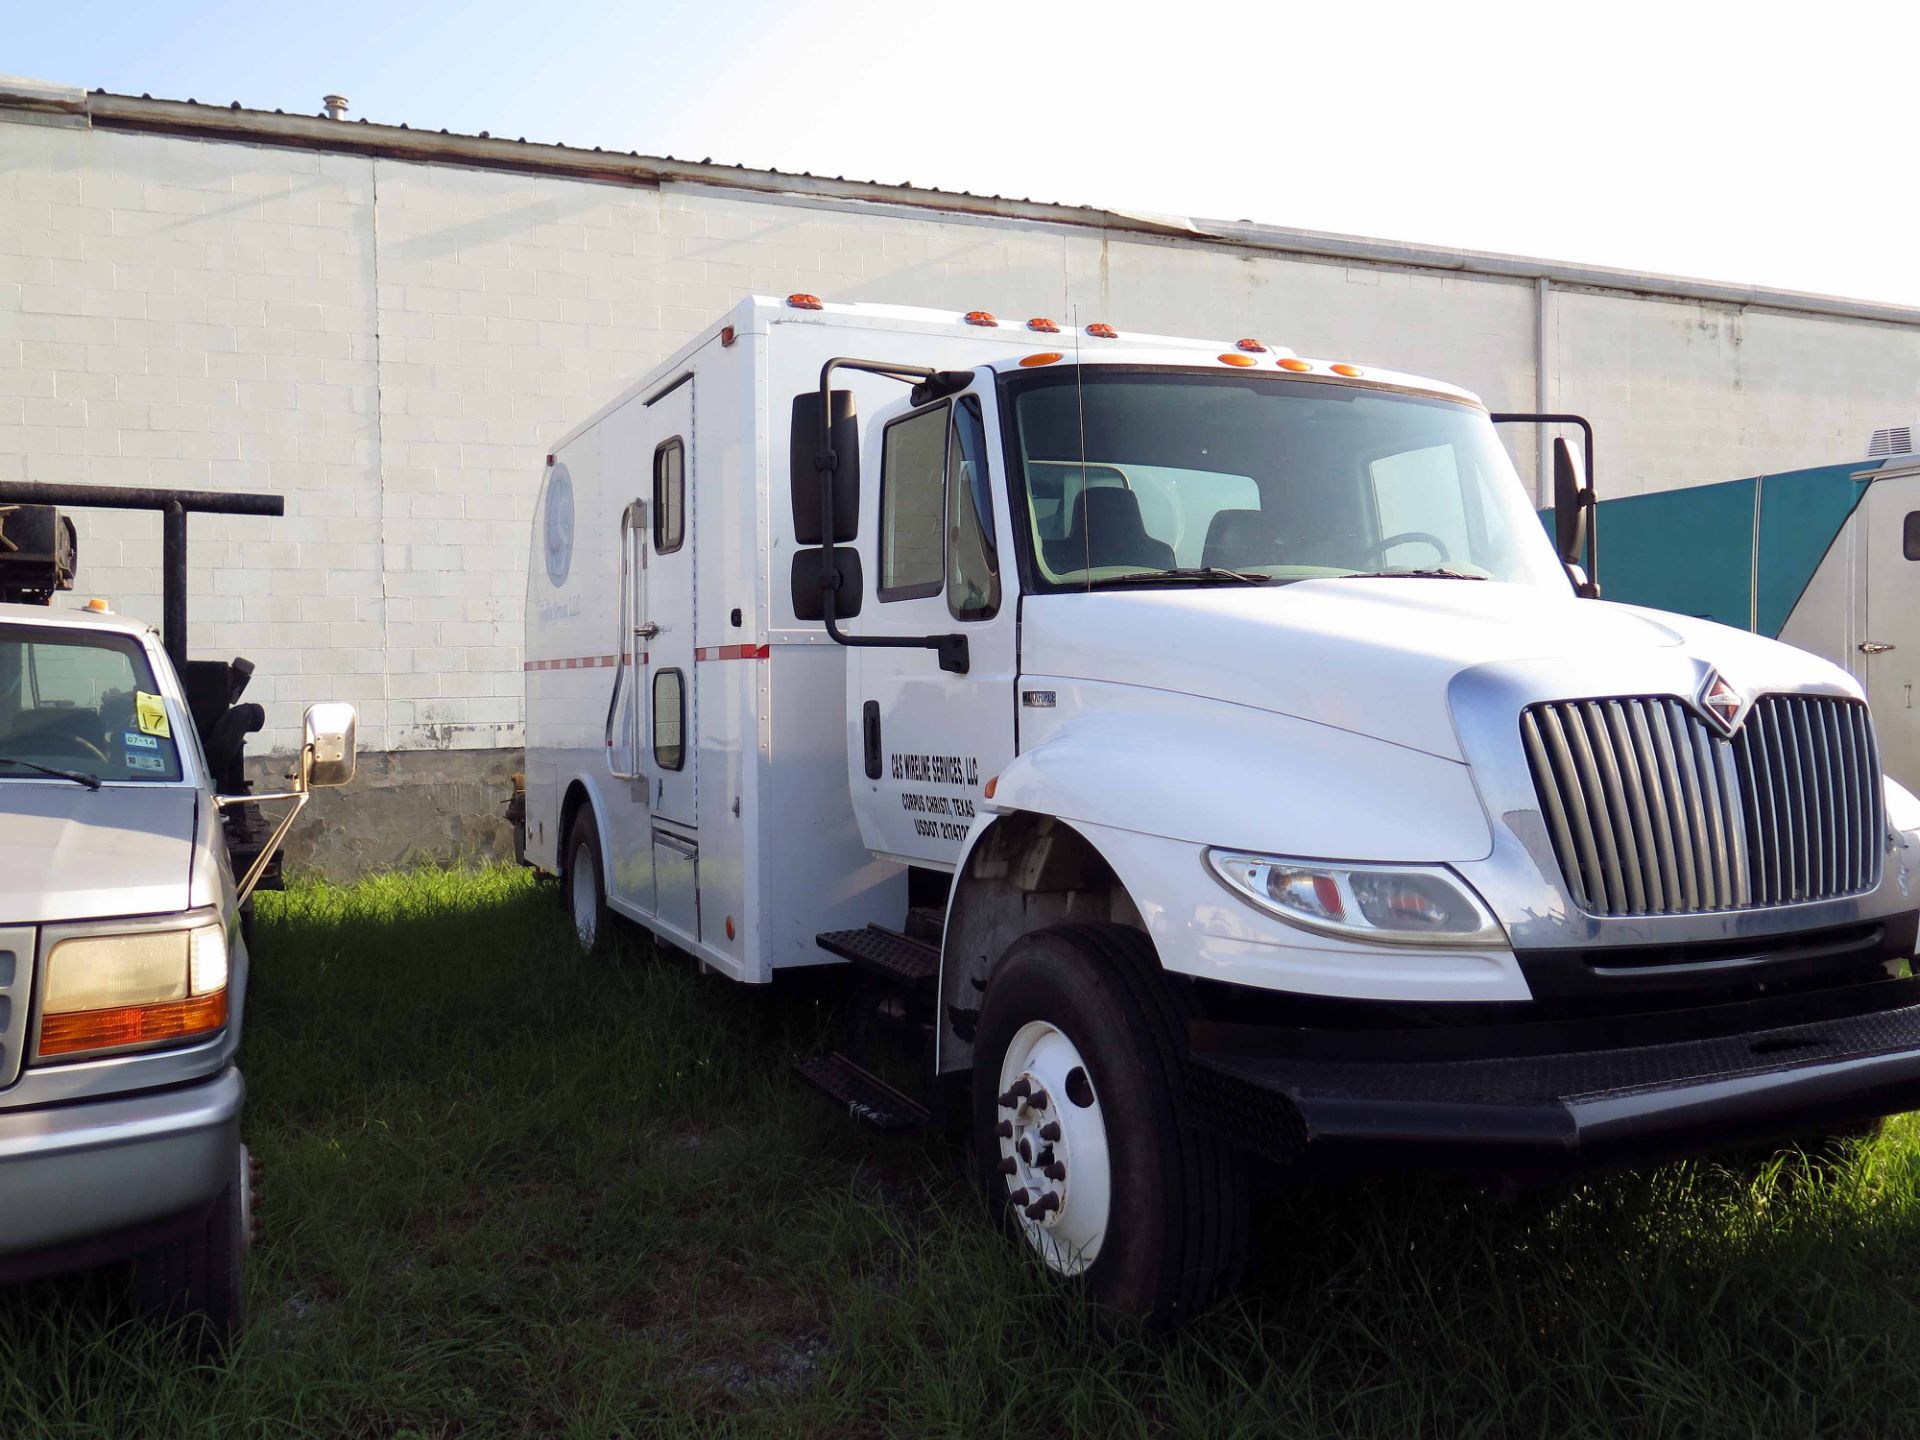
[0,627,184,783]
[1005,368,1567,592]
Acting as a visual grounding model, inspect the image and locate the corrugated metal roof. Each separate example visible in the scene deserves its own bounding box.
[7,77,1920,331]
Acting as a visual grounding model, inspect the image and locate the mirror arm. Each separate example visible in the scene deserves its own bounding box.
[814,357,971,675]
[219,744,313,906]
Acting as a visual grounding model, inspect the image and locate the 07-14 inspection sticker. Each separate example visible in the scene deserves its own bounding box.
[134,690,171,737]
[123,731,160,751]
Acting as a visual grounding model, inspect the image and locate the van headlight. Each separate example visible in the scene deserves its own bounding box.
[1205,850,1505,947]
[35,911,230,1062]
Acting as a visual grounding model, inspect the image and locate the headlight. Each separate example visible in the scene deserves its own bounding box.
[36,913,230,1062]
[1205,850,1505,947]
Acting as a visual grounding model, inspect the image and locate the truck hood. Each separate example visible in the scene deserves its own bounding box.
[0,786,199,924]
[1020,580,1693,761]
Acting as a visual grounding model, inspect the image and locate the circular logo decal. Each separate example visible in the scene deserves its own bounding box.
[544,463,575,587]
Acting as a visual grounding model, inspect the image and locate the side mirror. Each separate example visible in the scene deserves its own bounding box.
[301,702,357,789]
[1551,436,1597,595]
[789,389,859,544]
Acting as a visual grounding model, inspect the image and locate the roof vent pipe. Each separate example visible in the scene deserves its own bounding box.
[322,94,348,121]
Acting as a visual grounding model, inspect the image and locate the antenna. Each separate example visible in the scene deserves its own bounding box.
[1071,304,1090,590]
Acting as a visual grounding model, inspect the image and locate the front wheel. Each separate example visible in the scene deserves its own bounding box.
[973,924,1248,1328]
[131,1143,251,1356]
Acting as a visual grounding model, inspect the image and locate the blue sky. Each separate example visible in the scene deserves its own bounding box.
[9,1,1920,305]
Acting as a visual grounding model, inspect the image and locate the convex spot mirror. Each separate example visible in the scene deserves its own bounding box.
[302,702,357,789]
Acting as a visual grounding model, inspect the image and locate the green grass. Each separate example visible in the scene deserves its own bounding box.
[4,866,1920,1437]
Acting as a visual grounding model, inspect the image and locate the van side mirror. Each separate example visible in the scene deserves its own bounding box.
[301,702,357,789]
[790,546,863,621]
[1551,436,1597,596]
[790,389,858,544]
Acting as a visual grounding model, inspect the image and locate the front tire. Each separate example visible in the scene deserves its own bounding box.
[563,807,610,954]
[131,1142,251,1356]
[972,923,1248,1328]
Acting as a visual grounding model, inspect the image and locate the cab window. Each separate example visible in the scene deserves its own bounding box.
[946,396,1000,619]
[0,629,184,782]
[879,403,951,600]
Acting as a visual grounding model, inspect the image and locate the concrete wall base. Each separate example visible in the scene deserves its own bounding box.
[245,748,522,882]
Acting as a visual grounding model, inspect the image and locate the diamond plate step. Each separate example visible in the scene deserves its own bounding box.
[792,1052,931,1134]
[816,924,939,993]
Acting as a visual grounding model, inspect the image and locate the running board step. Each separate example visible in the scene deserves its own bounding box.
[792,1052,931,1134]
[816,924,939,992]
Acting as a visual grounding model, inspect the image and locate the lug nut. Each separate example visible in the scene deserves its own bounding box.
[1008,1187,1029,1207]
[1025,1192,1061,1220]
[996,1120,1013,1139]
[1039,1121,1062,1143]
[1018,1138,1033,1163]
[1010,1078,1031,1100]
[1044,1162,1066,1182]
[998,1090,1019,1109]
[998,1156,1018,1175]
[1029,1088,1050,1111]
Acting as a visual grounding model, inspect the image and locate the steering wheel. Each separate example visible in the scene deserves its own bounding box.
[1355,530,1451,566]
[26,732,110,764]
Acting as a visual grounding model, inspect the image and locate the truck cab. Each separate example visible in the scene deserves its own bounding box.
[0,489,355,1351]
[526,298,1920,1327]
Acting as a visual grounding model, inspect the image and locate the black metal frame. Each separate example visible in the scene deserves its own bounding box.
[0,482,284,671]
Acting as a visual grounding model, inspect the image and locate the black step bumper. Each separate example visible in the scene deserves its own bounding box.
[1190,992,1920,1171]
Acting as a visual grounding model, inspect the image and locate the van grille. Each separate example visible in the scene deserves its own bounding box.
[1520,694,1882,917]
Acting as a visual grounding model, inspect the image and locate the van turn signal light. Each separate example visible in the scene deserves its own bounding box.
[787,293,825,310]
[1020,352,1063,367]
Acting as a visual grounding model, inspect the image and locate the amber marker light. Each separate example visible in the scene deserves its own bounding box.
[1027,317,1060,333]
[787,293,825,310]
[1020,352,1064,367]
[984,775,999,799]
[39,991,229,1059]
[1085,323,1118,339]
[1278,358,1313,372]
[965,310,999,327]
[1218,353,1257,367]
[1236,338,1268,353]
[1331,363,1364,377]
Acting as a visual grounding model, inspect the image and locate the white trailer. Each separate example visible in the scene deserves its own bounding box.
[525,295,1920,1326]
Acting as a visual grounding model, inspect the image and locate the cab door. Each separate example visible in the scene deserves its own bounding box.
[848,388,1017,868]
[1861,474,1920,786]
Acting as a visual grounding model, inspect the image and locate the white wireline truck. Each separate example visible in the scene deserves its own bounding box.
[523,295,1920,1325]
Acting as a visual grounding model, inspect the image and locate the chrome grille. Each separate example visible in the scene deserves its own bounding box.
[1521,694,1881,917]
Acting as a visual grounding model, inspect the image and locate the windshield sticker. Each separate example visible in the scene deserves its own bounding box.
[134,691,171,737]
[126,752,168,773]
[123,730,160,751]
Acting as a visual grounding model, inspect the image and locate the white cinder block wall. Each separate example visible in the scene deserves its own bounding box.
[4,93,1920,769]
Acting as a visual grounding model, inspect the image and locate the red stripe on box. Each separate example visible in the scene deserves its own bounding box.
[694,643,771,662]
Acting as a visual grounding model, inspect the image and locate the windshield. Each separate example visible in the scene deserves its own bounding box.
[1007,368,1567,591]
[0,627,184,783]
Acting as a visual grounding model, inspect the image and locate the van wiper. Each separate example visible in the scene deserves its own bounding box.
[0,756,102,789]
[1091,566,1274,587]
[1333,568,1487,581]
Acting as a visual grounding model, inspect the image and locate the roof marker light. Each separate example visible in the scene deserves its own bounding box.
[1027,317,1060,333]
[965,310,999,327]
[787,293,824,310]
[720,326,737,347]
[1085,323,1117,339]
[1278,357,1313,372]
[84,597,111,613]
[1331,363,1364,378]
[1236,338,1268,353]
[1020,352,1064,367]
[1218,353,1257,367]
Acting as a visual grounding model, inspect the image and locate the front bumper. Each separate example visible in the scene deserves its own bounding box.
[1190,984,1920,1171]
[0,1066,242,1282]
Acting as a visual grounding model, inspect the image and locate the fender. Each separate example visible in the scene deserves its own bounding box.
[558,768,621,892]
[986,689,1494,863]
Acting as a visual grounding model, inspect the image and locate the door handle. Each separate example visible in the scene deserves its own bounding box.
[635,622,661,640]
[1860,641,1897,655]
